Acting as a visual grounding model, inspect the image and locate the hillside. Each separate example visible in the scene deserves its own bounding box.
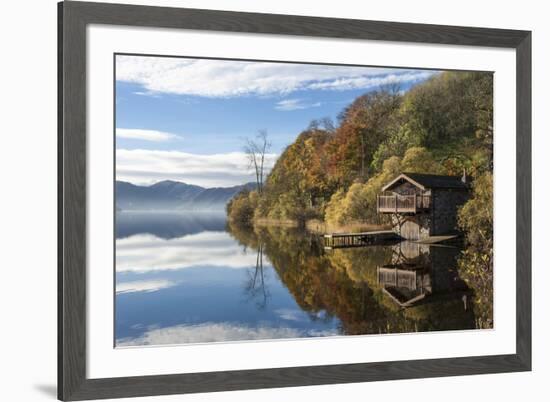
[116,180,255,211]
[228,70,493,227]
[226,70,494,328]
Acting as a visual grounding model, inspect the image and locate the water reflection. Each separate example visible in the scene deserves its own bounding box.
[118,321,339,346]
[116,211,227,239]
[115,213,341,346]
[116,231,257,272]
[228,224,477,336]
[115,213,482,347]
[243,244,270,309]
[377,242,470,308]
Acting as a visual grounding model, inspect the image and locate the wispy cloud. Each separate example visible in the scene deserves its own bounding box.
[116,128,181,142]
[117,322,339,346]
[308,71,434,91]
[116,55,437,98]
[275,98,322,111]
[116,148,278,188]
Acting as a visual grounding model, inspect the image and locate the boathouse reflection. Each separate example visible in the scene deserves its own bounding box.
[377,241,470,308]
[227,223,477,334]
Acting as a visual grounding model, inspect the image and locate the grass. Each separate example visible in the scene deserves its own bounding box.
[251,217,391,235]
[305,219,391,235]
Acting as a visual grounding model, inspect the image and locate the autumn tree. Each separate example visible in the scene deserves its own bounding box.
[258,128,333,223]
[230,70,493,234]
[325,148,439,227]
[327,89,402,185]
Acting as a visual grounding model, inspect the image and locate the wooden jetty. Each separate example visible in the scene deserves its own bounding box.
[415,235,459,245]
[323,230,400,249]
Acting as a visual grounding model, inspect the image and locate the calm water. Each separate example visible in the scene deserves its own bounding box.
[115,212,478,347]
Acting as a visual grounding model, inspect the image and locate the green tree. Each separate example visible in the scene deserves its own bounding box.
[400,146,443,174]
[457,172,493,328]
[371,71,493,172]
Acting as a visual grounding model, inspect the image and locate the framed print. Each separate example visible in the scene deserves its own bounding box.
[58,1,531,400]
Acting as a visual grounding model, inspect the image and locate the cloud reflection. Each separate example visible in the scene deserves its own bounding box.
[117,322,340,346]
[116,279,177,294]
[274,308,308,322]
[116,231,257,273]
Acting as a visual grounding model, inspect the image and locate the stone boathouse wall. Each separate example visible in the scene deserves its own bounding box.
[391,188,469,240]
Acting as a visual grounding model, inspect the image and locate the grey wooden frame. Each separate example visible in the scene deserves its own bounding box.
[58,1,531,400]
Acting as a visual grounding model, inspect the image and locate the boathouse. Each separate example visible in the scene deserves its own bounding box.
[376,172,470,240]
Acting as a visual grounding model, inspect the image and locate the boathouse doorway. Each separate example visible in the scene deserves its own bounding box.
[401,219,420,240]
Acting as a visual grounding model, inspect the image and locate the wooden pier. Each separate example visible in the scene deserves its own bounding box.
[323,230,400,249]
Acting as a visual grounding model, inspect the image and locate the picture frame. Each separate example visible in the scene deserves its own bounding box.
[58,1,531,400]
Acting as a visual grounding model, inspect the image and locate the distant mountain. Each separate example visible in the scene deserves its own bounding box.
[115,180,255,211]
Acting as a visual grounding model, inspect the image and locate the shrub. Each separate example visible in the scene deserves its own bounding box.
[457,172,494,328]
[226,190,258,226]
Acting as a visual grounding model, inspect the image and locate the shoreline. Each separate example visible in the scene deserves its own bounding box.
[305,219,391,235]
[250,217,390,235]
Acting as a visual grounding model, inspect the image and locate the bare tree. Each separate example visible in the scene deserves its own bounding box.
[307,117,335,133]
[244,130,271,193]
[379,82,403,96]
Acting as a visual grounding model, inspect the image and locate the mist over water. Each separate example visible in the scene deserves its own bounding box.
[116,210,227,239]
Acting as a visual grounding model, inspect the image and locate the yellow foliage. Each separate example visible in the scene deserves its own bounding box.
[324,147,440,227]
[226,190,258,226]
[401,147,442,174]
[324,189,346,226]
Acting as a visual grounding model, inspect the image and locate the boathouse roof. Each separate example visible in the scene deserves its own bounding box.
[382,172,468,192]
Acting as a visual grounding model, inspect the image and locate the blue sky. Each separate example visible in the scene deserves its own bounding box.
[115,55,437,187]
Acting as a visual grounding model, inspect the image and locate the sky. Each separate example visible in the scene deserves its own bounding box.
[115,55,438,188]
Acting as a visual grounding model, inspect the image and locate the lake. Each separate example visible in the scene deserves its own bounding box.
[115,211,479,347]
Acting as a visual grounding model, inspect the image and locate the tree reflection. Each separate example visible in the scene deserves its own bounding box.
[243,243,270,310]
[226,222,479,335]
[457,246,493,329]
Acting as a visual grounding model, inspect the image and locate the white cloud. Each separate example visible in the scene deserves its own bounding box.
[116,231,259,273]
[116,148,278,187]
[116,279,177,294]
[116,128,180,142]
[275,98,322,111]
[117,322,339,346]
[307,71,434,91]
[116,55,437,98]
